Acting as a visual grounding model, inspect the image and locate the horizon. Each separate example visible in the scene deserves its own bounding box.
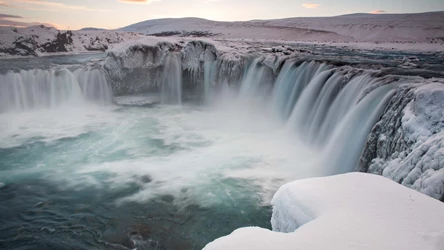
[0,0,443,30]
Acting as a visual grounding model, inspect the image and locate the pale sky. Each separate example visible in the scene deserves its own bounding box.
[0,0,443,30]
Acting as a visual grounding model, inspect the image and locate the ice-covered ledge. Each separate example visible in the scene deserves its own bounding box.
[103,37,247,95]
[204,173,444,250]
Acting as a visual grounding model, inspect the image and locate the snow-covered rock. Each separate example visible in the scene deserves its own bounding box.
[103,37,245,95]
[204,173,444,250]
[0,25,142,57]
[359,80,444,201]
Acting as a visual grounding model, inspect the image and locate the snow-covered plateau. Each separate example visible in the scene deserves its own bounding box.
[1,11,443,58]
[204,173,444,250]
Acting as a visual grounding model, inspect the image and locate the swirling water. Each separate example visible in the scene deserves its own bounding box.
[0,95,319,249]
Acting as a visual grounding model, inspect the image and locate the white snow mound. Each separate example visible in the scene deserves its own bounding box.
[204,173,444,250]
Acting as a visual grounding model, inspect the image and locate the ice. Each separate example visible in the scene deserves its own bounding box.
[104,37,245,95]
[204,173,444,250]
[362,81,444,200]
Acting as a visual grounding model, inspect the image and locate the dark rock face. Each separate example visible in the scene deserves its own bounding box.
[358,85,416,174]
[0,30,74,56]
[4,36,39,56]
[84,36,109,51]
[41,31,73,53]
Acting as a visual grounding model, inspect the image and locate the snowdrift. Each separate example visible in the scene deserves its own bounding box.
[204,173,444,250]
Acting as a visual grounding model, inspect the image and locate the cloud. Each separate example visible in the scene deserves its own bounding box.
[0,13,20,19]
[13,0,109,12]
[0,12,62,28]
[0,1,8,7]
[118,0,161,4]
[0,12,34,27]
[302,3,320,9]
[370,10,386,14]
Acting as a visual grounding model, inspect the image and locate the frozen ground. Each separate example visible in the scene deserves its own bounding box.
[204,173,444,250]
[0,11,443,57]
[0,25,143,57]
[121,12,444,52]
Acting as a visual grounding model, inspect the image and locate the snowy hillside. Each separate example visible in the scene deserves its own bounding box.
[253,12,444,42]
[204,173,444,250]
[1,12,443,57]
[0,25,143,57]
[120,12,444,45]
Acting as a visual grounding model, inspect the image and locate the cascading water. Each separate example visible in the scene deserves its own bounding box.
[203,60,217,100]
[160,52,182,104]
[0,67,113,113]
[74,68,113,105]
[239,58,274,100]
[238,59,397,176]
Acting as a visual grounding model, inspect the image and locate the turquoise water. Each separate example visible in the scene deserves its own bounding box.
[0,99,316,249]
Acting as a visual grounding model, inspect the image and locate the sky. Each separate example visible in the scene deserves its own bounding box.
[0,0,443,30]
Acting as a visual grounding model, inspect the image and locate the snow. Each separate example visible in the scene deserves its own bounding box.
[0,25,143,57]
[1,11,443,57]
[403,83,444,144]
[120,12,444,52]
[363,81,444,200]
[204,173,444,250]
[252,12,444,43]
[103,37,247,95]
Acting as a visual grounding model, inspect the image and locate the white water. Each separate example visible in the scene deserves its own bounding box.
[161,52,182,105]
[0,67,112,113]
[241,59,396,176]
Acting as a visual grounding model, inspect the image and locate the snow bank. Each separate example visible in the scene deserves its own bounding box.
[0,25,142,57]
[204,173,444,250]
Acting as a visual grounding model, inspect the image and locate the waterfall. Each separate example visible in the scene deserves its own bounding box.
[203,60,217,101]
[0,68,113,113]
[271,61,329,120]
[74,68,113,106]
[322,84,396,175]
[235,59,397,176]
[161,52,182,105]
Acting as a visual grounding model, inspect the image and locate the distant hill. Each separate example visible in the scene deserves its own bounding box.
[119,11,444,43]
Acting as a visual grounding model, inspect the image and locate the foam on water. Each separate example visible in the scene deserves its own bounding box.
[0,101,318,208]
